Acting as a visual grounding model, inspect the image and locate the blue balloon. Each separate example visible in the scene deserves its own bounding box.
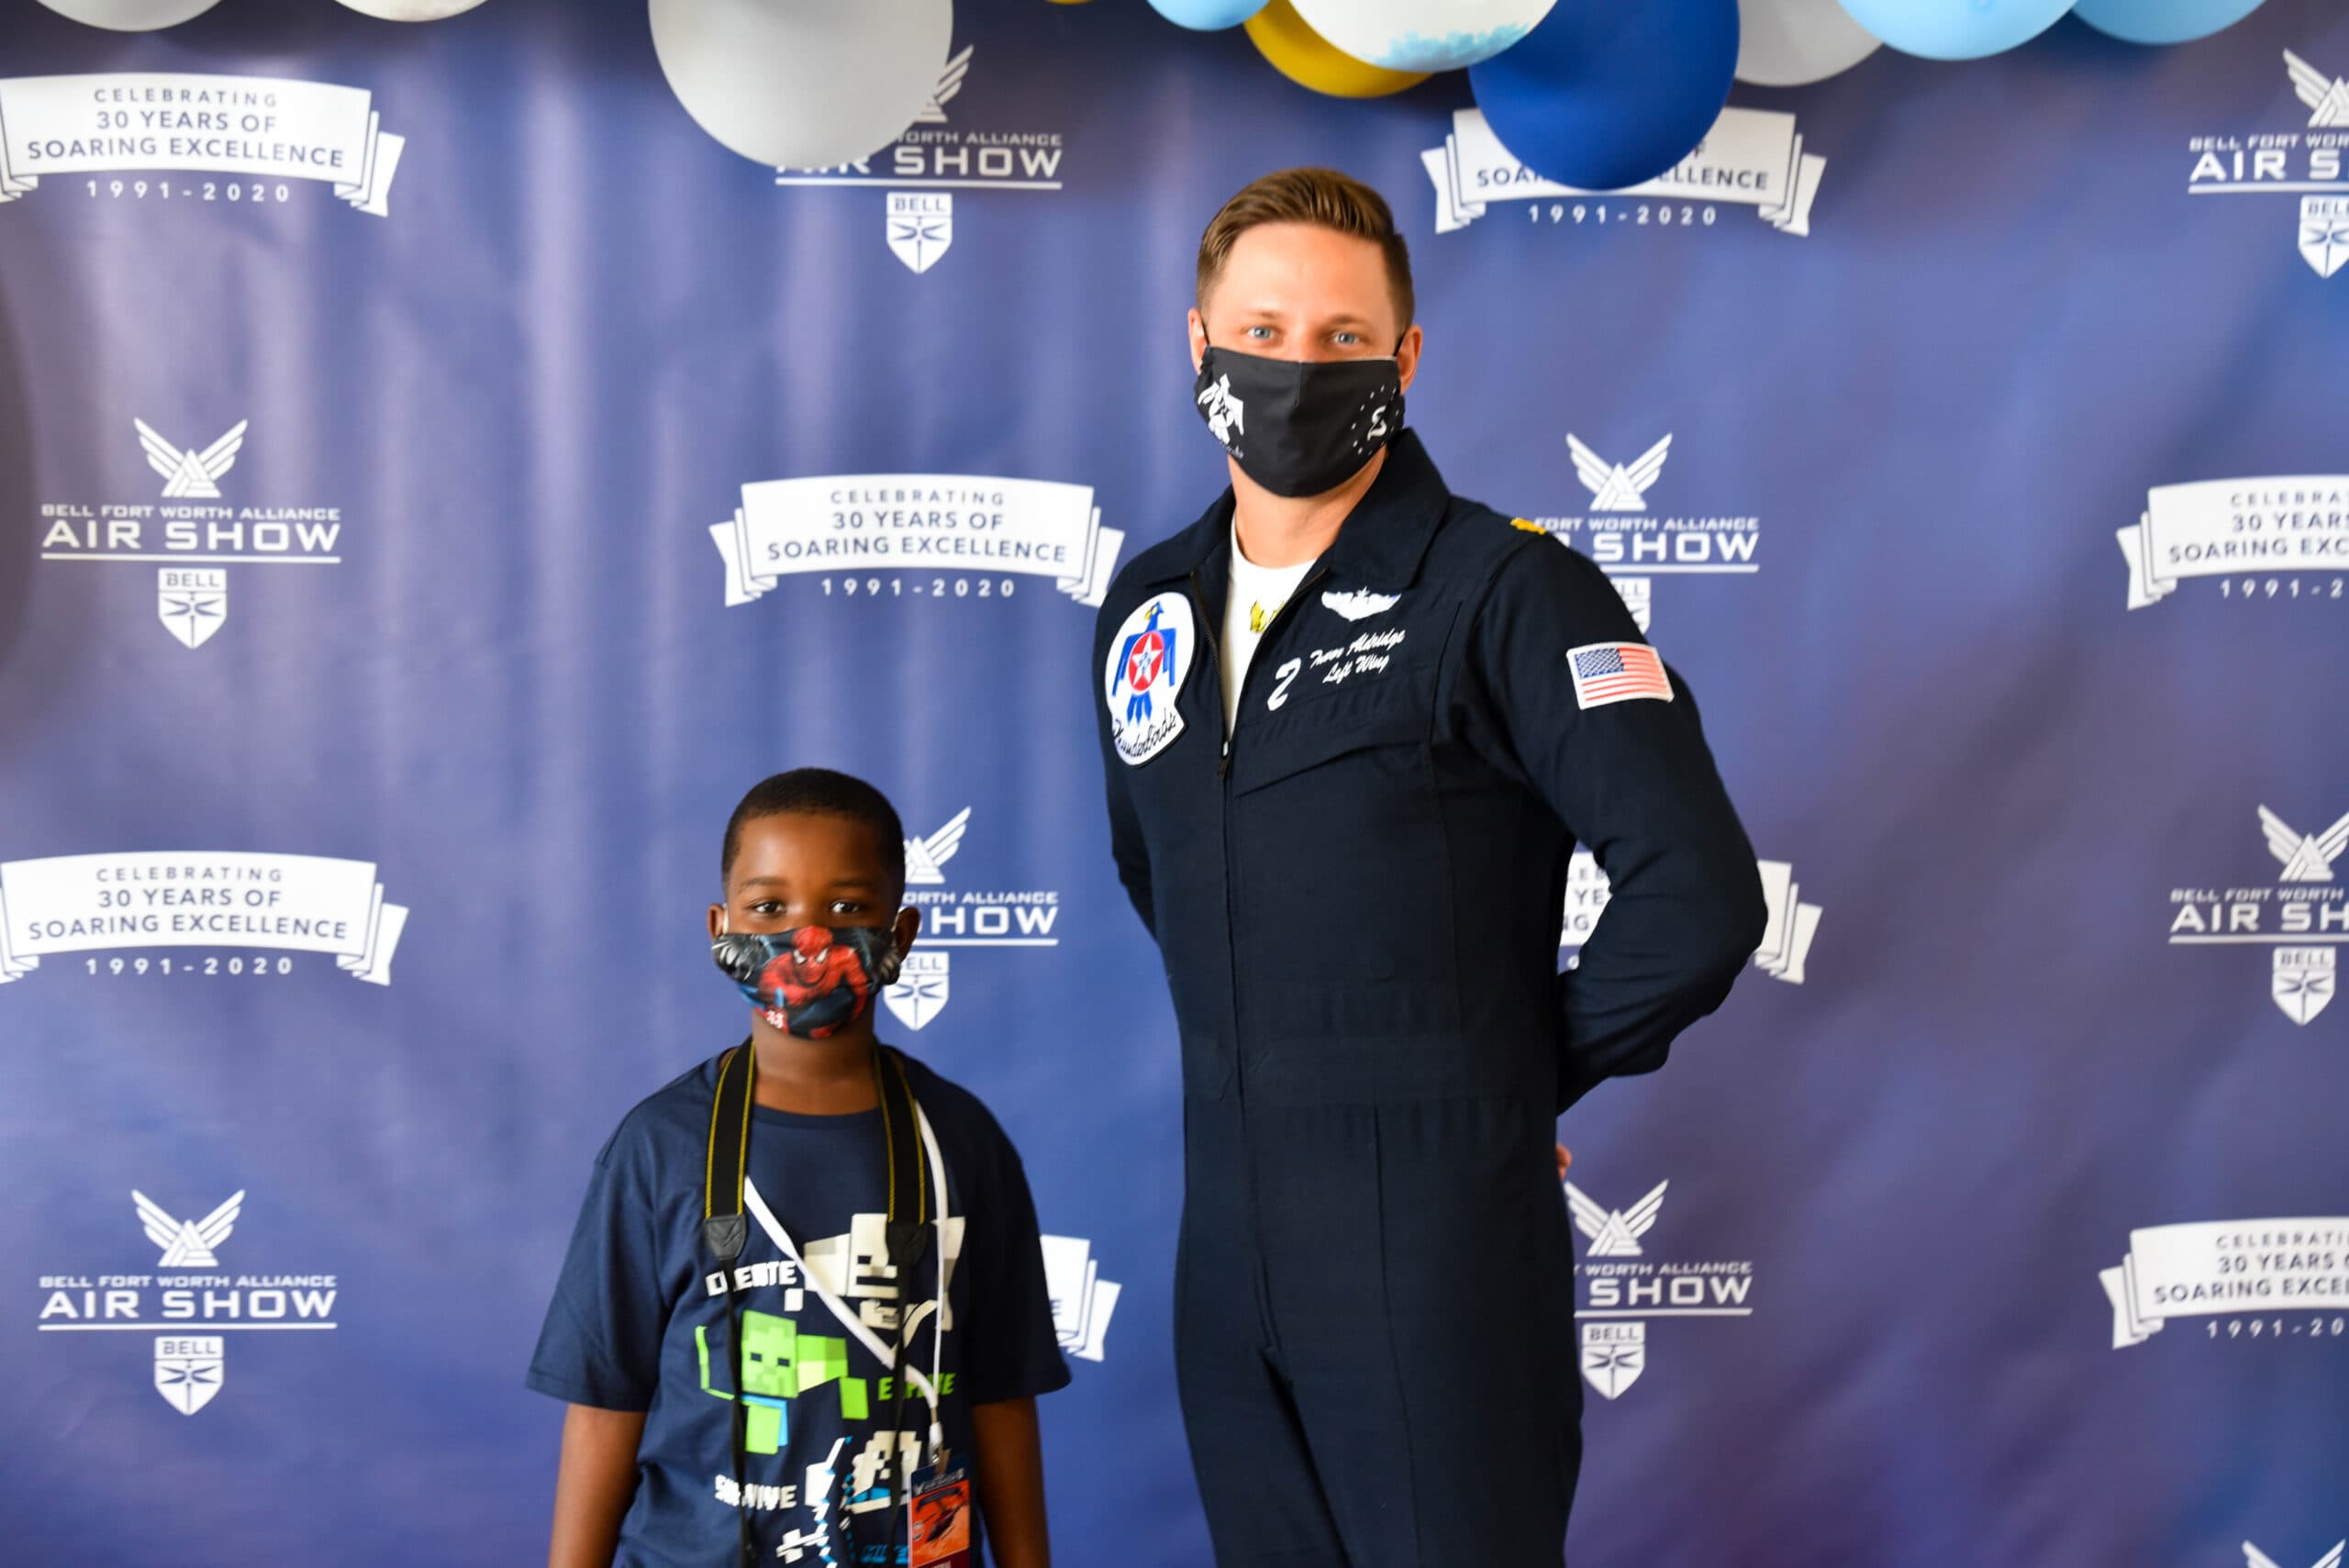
[1466,0,1738,194]
[1147,0,1269,29]
[1834,0,2072,60]
[2071,0,2266,45]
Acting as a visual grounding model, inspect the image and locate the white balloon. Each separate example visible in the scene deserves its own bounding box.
[651,0,953,172]
[35,0,220,29]
[1735,0,1879,86]
[335,0,492,18]
[1289,0,1559,72]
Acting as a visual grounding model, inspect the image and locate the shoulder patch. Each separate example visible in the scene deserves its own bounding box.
[1509,517,1548,534]
[1566,641,1674,710]
[1104,594,1195,764]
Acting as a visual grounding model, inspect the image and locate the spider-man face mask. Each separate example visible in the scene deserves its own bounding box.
[711,924,904,1039]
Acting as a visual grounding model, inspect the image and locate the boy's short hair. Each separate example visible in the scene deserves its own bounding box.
[720,768,907,890]
[1197,166,1415,328]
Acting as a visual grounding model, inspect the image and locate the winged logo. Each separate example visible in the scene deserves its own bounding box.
[2286,50,2349,128]
[1567,433,1672,513]
[135,417,247,499]
[1565,1179,1669,1258]
[915,43,974,125]
[1320,588,1399,622]
[2259,805,2349,882]
[905,807,972,886]
[2244,1543,2346,1568]
[134,1189,244,1269]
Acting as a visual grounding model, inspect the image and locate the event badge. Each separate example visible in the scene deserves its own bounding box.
[907,1458,974,1567]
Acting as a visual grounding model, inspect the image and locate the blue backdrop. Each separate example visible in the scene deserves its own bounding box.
[3,0,2345,1562]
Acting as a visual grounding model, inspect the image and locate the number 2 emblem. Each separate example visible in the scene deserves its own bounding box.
[1267,657,1301,711]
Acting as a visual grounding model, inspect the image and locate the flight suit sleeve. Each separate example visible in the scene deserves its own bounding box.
[1092,594,1157,940]
[1470,536,1767,1113]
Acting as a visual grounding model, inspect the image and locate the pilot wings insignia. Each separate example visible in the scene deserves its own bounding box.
[136,417,247,499]
[1320,588,1399,621]
[2259,805,2349,882]
[2286,50,2349,128]
[916,44,975,125]
[1567,433,1672,513]
[905,806,973,886]
[2243,1543,2346,1568]
[1565,1180,1669,1258]
[135,1189,245,1269]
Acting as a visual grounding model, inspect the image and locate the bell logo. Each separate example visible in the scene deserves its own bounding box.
[153,1336,226,1416]
[1579,1321,1645,1400]
[886,192,952,274]
[2302,198,2349,280]
[2273,947,2336,1026]
[883,951,951,1032]
[157,569,228,650]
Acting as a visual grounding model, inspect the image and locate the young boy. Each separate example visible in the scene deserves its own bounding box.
[529,768,1067,1567]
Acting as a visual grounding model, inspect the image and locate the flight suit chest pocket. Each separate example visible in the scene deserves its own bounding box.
[1229,664,1433,795]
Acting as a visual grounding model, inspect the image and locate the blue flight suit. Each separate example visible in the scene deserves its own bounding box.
[1093,431,1766,1567]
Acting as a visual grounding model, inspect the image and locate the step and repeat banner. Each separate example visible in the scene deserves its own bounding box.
[1,0,2343,1562]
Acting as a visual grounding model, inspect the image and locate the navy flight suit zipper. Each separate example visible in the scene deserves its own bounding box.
[1190,560,1330,1362]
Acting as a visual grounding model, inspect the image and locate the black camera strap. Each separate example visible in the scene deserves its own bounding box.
[702,1040,758,1568]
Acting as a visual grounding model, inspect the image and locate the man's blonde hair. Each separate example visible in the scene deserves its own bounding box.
[1196,166,1415,328]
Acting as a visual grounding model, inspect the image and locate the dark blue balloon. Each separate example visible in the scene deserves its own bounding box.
[1467,0,1740,193]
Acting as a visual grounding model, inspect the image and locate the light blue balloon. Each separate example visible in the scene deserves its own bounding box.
[1147,0,1269,29]
[1834,0,2073,60]
[2072,0,2266,46]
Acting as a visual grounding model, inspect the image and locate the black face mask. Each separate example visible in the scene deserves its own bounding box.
[1192,343,1404,498]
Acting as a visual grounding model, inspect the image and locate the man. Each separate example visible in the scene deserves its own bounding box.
[1092,168,1765,1567]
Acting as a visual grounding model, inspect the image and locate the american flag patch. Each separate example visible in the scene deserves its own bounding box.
[1566,641,1673,710]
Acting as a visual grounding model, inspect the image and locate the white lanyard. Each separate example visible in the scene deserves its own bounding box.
[741,1101,952,1450]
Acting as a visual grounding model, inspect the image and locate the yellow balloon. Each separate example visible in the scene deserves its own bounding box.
[1244,0,1430,97]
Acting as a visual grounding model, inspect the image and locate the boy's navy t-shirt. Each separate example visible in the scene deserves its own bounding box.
[529,1048,1070,1567]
